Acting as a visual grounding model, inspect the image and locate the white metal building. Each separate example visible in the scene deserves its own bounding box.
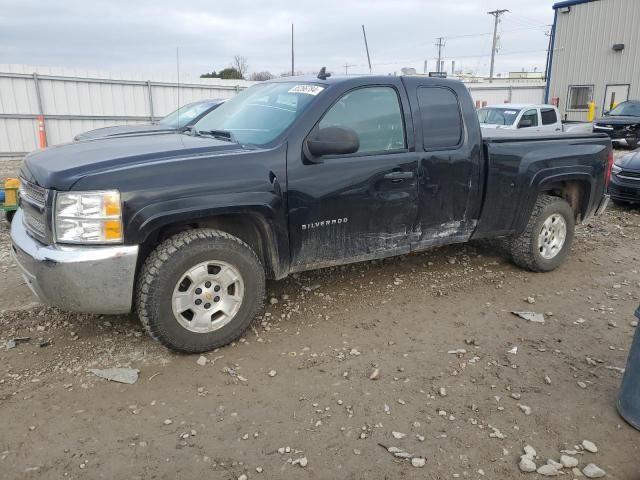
[546,0,640,121]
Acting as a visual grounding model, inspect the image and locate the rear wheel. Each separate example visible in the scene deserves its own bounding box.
[509,194,575,272]
[136,229,265,353]
[5,210,15,224]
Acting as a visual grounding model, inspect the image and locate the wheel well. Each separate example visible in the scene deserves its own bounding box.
[540,180,590,221]
[139,215,280,280]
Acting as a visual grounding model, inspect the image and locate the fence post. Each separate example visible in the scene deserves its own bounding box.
[33,72,47,147]
[146,81,154,121]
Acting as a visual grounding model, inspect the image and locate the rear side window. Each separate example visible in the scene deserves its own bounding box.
[541,108,558,125]
[417,87,462,150]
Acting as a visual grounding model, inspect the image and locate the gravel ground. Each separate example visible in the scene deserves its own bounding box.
[0,155,639,479]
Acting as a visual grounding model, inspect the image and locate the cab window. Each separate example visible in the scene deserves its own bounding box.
[319,87,406,154]
[519,109,539,128]
[417,87,463,150]
[541,108,558,125]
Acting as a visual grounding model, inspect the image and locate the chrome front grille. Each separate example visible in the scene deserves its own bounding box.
[19,178,47,206]
[19,177,49,241]
[618,170,640,181]
[23,207,46,237]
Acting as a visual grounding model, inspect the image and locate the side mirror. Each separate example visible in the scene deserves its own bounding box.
[603,110,610,116]
[518,119,533,128]
[306,126,359,159]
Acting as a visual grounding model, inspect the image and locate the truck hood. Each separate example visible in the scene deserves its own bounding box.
[594,116,640,126]
[74,124,177,141]
[21,132,249,190]
[615,151,640,171]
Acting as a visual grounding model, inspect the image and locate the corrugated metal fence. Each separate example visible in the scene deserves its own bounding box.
[0,64,255,159]
[467,83,546,107]
[0,65,545,159]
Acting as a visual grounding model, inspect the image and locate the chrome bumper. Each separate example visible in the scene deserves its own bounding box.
[10,209,139,314]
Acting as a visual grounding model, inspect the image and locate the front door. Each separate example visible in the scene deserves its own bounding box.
[287,84,419,269]
[603,84,630,113]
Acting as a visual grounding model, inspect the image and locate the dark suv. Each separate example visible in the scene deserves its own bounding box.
[593,100,640,149]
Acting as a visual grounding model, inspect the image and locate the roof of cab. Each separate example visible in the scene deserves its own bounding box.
[269,74,464,87]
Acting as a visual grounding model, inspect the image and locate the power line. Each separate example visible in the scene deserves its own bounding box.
[487,9,509,83]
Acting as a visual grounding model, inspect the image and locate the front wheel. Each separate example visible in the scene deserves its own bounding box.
[509,195,575,272]
[136,229,265,353]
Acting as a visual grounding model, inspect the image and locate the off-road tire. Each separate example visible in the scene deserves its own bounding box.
[509,194,575,272]
[5,210,15,224]
[135,229,265,353]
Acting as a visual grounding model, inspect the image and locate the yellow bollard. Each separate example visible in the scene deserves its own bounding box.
[4,178,20,207]
[587,102,596,122]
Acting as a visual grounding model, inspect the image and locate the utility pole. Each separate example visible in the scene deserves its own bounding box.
[544,24,553,79]
[291,24,295,76]
[487,9,508,83]
[344,63,356,75]
[435,37,445,73]
[423,59,427,74]
[362,25,372,73]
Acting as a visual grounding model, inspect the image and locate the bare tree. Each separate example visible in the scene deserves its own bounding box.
[231,55,249,78]
[250,71,275,81]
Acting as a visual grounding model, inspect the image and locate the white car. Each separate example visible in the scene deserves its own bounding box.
[478,104,563,135]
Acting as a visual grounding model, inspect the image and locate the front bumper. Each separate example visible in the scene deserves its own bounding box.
[10,209,139,314]
[608,174,640,203]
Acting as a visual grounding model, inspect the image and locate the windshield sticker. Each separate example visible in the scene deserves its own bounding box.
[288,85,325,96]
[503,110,517,114]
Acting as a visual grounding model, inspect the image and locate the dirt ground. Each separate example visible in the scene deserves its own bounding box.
[0,156,639,479]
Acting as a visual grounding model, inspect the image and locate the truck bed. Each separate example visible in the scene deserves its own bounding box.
[472,133,612,239]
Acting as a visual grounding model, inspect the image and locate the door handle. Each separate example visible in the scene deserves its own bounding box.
[384,171,415,182]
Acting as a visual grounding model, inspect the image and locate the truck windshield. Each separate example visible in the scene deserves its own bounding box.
[158,101,217,128]
[608,102,640,117]
[194,82,324,145]
[477,107,522,126]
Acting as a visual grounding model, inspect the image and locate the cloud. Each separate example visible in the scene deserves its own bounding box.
[0,0,556,78]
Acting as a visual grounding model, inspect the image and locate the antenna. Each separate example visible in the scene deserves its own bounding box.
[176,47,181,115]
[291,23,295,76]
[362,25,372,73]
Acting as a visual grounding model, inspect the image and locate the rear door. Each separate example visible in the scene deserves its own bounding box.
[287,81,420,269]
[402,79,482,246]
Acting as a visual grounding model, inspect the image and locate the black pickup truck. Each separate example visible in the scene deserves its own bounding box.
[12,73,612,353]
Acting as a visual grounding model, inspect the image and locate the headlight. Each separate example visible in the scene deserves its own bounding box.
[611,163,622,175]
[54,190,123,244]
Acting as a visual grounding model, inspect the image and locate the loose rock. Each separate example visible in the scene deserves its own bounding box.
[536,464,559,476]
[582,440,598,453]
[196,356,208,366]
[89,368,139,385]
[560,455,579,468]
[519,456,537,472]
[411,457,426,468]
[369,368,380,380]
[582,464,606,478]
[512,311,545,323]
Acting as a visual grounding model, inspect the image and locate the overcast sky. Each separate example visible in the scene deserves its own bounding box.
[1,0,557,79]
